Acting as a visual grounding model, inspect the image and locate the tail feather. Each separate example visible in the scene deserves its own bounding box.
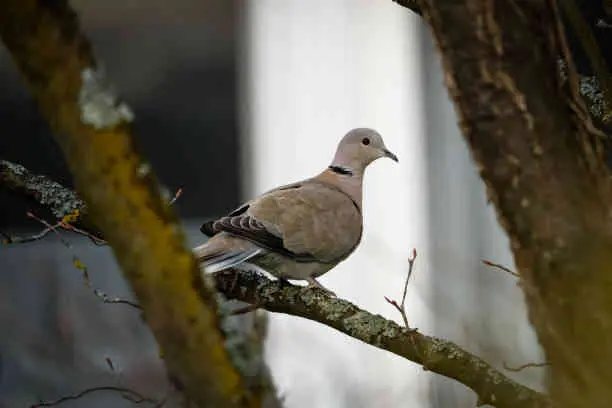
[199,248,263,273]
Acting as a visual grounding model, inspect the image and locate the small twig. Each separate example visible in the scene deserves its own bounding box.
[384,297,408,327]
[74,259,140,310]
[31,386,159,408]
[168,187,183,206]
[2,212,107,246]
[105,356,115,372]
[23,212,139,310]
[385,249,418,329]
[27,212,73,247]
[482,259,520,278]
[503,361,550,372]
[60,222,107,245]
[93,289,142,310]
[401,249,417,311]
[1,224,55,244]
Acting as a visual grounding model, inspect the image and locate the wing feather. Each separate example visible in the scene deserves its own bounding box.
[200,181,362,263]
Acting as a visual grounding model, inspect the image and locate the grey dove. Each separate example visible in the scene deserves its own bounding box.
[193,128,398,294]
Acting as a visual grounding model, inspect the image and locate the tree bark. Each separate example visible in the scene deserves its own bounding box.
[214,270,551,408]
[0,1,255,407]
[418,0,612,406]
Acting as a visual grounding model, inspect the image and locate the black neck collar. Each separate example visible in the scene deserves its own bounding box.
[328,165,353,176]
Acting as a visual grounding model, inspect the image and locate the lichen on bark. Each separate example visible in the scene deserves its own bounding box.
[0,1,255,406]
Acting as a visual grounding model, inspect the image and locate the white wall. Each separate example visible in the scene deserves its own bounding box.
[242,1,432,407]
[242,1,546,407]
[420,31,546,407]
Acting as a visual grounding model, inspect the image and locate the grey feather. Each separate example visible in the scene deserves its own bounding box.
[202,248,263,273]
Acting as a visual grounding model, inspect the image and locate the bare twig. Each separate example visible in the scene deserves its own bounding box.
[482,260,520,278]
[27,212,73,247]
[1,212,107,246]
[1,224,55,244]
[385,249,418,328]
[168,187,183,206]
[503,361,551,372]
[73,253,140,310]
[31,385,159,408]
[21,211,140,310]
[93,289,142,310]
[401,249,417,312]
[105,356,115,372]
[60,222,107,245]
[384,297,408,327]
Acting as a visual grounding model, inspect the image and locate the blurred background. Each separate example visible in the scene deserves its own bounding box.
[0,0,545,407]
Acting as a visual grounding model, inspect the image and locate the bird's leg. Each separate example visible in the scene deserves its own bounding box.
[305,277,336,297]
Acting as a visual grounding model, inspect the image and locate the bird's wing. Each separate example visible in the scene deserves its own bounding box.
[201,180,362,263]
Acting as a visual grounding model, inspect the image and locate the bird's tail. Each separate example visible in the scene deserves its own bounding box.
[193,235,263,273]
[198,248,262,273]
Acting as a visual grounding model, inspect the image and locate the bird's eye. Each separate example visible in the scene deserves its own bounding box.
[361,137,370,145]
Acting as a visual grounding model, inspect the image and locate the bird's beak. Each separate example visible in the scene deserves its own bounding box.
[383,149,399,162]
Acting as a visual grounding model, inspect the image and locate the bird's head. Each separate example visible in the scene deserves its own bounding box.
[330,128,398,175]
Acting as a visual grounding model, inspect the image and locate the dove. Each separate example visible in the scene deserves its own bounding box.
[193,127,398,295]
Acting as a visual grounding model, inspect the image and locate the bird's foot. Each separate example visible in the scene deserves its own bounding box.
[305,277,336,297]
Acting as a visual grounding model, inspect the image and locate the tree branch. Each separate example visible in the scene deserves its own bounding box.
[3,159,551,408]
[0,160,83,219]
[0,1,253,407]
[213,270,551,408]
[31,385,160,408]
[0,159,101,237]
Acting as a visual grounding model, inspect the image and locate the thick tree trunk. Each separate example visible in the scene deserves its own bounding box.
[419,0,612,406]
[0,1,256,406]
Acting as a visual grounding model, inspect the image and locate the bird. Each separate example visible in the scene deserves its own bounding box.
[193,127,398,295]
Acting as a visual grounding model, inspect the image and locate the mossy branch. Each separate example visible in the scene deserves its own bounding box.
[0,1,253,407]
[0,160,83,219]
[0,159,102,238]
[213,270,551,408]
